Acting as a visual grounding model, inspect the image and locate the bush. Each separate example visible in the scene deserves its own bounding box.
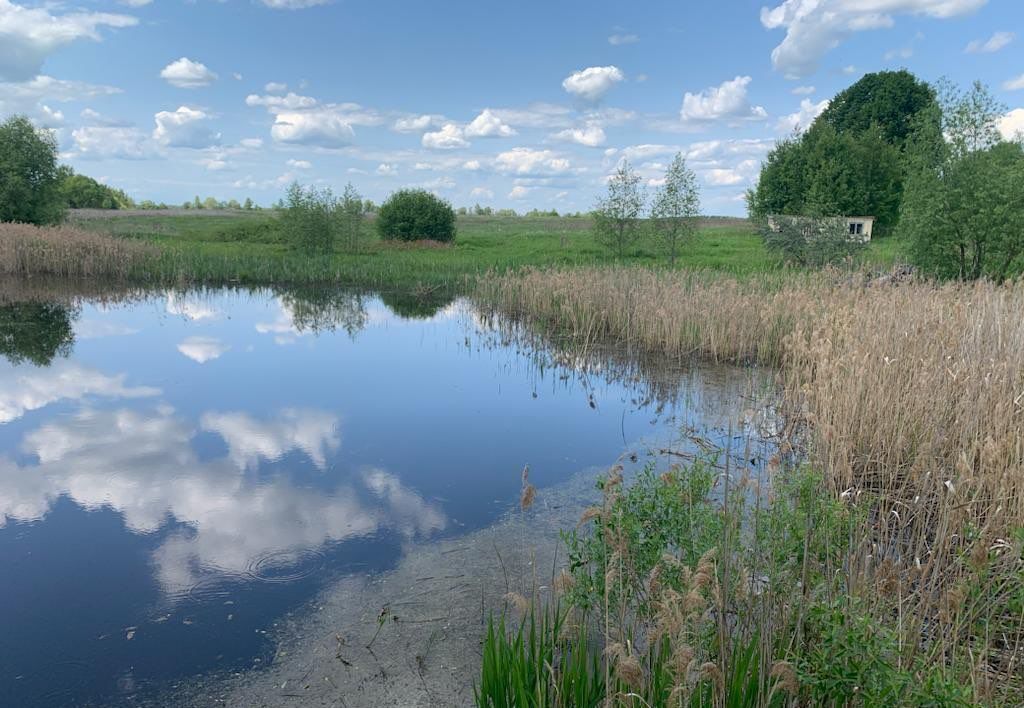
[58,170,134,209]
[281,182,338,255]
[760,214,865,267]
[377,189,456,243]
[0,115,64,225]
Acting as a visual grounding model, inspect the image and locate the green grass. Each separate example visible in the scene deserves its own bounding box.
[67,211,907,291]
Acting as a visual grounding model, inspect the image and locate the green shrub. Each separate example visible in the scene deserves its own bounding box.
[377,189,456,243]
[281,182,338,255]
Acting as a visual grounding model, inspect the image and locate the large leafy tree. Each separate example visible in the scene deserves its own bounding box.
[0,115,65,225]
[58,168,134,209]
[749,70,940,235]
[817,70,939,148]
[0,302,77,367]
[902,82,1024,280]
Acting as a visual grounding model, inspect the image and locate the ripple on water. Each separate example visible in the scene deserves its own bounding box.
[33,660,93,705]
[245,548,326,584]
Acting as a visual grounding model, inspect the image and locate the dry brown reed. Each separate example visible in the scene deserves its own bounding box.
[0,223,156,279]
[477,265,1024,696]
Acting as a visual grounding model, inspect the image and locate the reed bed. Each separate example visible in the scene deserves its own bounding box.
[475,266,1024,703]
[0,223,157,279]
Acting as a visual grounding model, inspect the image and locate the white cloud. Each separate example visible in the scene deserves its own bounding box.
[177,336,229,364]
[703,159,760,186]
[392,114,442,132]
[0,360,158,424]
[376,162,395,175]
[245,92,317,110]
[680,76,767,123]
[462,159,482,171]
[775,98,829,133]
[552,124,607,147]
[160,57,217,89]
[240,137,263,149]
[470,187,493,199]
[965,31,1013,53]
[464,109,517,138]
[70,126,152,159]
[287,158,312,169]
[153,106,221,148]
[608,33,639,45]
[166,293,219,321]
[264,81,288,92]
[201,409,339,470]
[199,156,230,171]
[1004,75,1024,91]
[998,109,1024,140]
[495,147,571,175]
[422,123,469,150]
[0,0,137,82]
[118,0,152,6]
[884,47,914,60]
[842,65,858,75]
[791,85,816,95]
[562,66,624,101]
[271,109,354,148]
[508,185,530,199]
[0,76,120,120]
[761,0,987,78]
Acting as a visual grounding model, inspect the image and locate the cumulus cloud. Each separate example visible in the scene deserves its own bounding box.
[508,185,530,200]
[703,159,760,186]
[287,158,312,169]
[264,81,288,92]
[775,98,829,133]
[965,30,1013,53]
[271,109,354,147]
[245,92,317,110]
[376,162,395,175]
[464,109,517,138]
[680,76,767,123]
[160,57,217,88]
[153,106,221,148]
[422,123,469,149]
[999,109,1024,140]
[552,124,607,147]
[495,147,571,175]
[562,66,624,101]
[177,336,229,364]
[70,126,152,159]
[201,408,339,470]
[0,0,137,82]
[761,0,987,78]
[392,114,443,132]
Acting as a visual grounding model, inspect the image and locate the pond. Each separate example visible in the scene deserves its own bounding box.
[0,286,769,707]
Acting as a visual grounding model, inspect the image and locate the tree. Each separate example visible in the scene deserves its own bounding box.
[593,161,645,257]
[338,183,366,253]
[650,153,701,266]
[817,70,939,148]
[58,169,133,209]
[0,115,64,225]
[243,197,254,210]
[748,70,941,235]
[377,189,456,242]
[901,82,1023,280]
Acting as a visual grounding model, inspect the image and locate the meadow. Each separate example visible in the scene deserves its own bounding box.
[29,210,907,291]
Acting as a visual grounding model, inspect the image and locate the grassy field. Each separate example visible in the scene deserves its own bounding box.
[62,210,908,290]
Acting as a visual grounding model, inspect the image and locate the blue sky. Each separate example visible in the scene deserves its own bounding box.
[1,0,1022,214]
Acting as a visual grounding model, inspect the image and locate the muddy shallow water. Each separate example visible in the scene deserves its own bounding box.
[0,286,771,707]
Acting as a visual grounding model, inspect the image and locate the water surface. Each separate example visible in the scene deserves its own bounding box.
[0,287,763,707]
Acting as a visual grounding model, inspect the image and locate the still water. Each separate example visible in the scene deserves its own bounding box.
[0,287,763,707]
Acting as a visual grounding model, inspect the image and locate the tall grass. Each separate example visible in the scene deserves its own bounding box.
[475,266,1024,704]
[0,223,156,279]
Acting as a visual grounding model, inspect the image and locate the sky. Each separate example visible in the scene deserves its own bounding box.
[1,0,1022,214]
